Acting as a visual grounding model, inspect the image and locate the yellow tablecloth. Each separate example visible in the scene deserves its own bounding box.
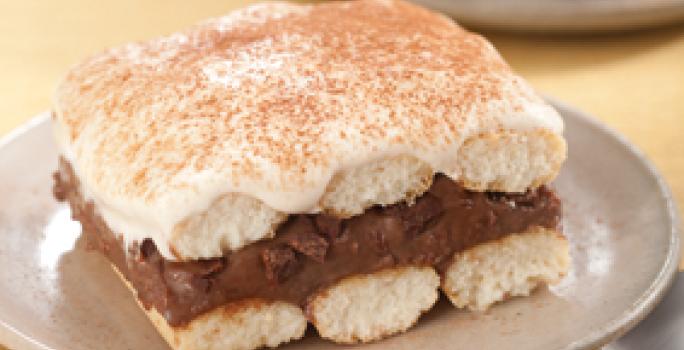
[0,1,683,347]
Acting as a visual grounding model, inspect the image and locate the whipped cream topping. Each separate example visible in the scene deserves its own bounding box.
[53,0,563,259]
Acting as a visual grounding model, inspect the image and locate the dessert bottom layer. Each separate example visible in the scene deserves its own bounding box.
[53,158,561,326]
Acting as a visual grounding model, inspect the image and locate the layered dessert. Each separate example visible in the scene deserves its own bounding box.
[52,1,570,349]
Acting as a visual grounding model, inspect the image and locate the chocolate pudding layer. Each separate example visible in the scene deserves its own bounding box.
[53,158,561,326]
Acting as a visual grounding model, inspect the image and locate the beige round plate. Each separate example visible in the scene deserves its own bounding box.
[413,0,684,31]
[0,100,680,350]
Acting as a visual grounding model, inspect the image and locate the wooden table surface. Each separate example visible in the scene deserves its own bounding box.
[0,1,683,348]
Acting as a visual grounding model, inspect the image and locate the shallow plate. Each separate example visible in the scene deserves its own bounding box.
[412,0,684,31]
[606,272,683,350]
[0,100,679,350]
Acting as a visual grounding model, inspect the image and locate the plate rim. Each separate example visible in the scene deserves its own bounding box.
[547,97,682,349]
[412,0,684,31]
[0,112,55,350]
[0,101,680,350]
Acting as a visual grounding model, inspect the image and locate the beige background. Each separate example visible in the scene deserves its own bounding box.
[0,1,683,347]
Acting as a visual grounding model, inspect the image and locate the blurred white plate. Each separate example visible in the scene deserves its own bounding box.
[412,0,684,31]
[0,100,680,350]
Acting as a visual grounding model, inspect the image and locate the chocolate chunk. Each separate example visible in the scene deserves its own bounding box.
[261,246,298,283]
[371,254,395,270]
[488,189,539,209]
[485,209,496,226]
[475,209,497,229]
[140,239,157,259]
[350,241,359,254]
[172,258,226,278]
[460,197,475,209]
[314,215,342,240]
[164,265,211,295]
[368,230,388,253]
[485,191,507,203]
[401,194,442,236]
[509,191,537,209]
[283,216,329,262]
[163,255,225,296]
[52,172,67,201]
[198,258,226,277]
[286,231,329,263]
